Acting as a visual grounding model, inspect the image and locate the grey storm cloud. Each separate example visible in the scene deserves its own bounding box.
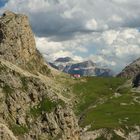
[30,11,89,40]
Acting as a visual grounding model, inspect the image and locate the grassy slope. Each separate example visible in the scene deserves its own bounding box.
[72,77,140,130]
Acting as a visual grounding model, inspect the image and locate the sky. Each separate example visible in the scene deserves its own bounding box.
[0,0,140,74]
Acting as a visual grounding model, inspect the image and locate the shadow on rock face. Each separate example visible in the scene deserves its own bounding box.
[133,74,140,87]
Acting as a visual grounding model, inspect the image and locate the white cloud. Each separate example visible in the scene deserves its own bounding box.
[109,15,122,22]
[102,30,119,45]
[35,37,83,62]
[86,19,98,30]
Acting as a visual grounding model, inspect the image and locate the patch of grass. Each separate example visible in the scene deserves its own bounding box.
[117,87,131,94]
[72,77,140,130]
[57,99,66,107]
[2,84,14,95]
[79,92,140,130]
[86,109,136,129]
[95,136,107,140]
[30,98,64,117]
[30,106,41,118]
[111,134,125,140]
[25,54,51,75]
[73,77,127,115]
[48,132,62,140]
[0,64,7,72]
[40,98,57,112]
[10,124,29,135]
[20,77,28,91]
[40,65,51,75]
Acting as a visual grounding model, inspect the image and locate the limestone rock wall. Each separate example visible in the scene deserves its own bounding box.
[0,11,50,75]
[0,11,80,140]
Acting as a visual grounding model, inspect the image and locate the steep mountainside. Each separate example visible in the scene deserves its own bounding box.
[50,58,113,77]
[118,58,140,79]
[0,11,79,140]
[118,58,140,88]
[0,11,50,75]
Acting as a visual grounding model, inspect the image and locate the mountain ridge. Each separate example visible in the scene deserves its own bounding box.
[50,57,113,77]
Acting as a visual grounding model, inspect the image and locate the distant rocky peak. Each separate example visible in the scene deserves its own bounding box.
[71,60,96,68]
[55,57,73,63]
[81,60,96,67]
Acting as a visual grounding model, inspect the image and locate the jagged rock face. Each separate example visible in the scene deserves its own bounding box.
[0,11,36,63]
[133,74,140,87]
[0,11,50,75]
[0,60,79,140]
[0,11,80,140]
[118,58,140,79]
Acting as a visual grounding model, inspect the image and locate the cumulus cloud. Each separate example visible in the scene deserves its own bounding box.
[0,0,140,73]
[35,37,83,62]
[88,28,140,73]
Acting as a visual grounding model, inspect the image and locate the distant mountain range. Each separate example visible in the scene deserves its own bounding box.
[49,57,113,77]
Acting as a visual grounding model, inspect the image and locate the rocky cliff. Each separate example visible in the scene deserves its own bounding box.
[118,57,140,88]
[118,58,140,79]
[0,11,79,140]
[0,11,50,75]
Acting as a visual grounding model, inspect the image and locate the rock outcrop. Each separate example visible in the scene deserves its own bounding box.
[0,11,50,75]
[81,126,140,140]
[118,57,140,88]
[0,123,18,140]
[0,11,80,140]
[117,58,140,79]
[133,74,140,87]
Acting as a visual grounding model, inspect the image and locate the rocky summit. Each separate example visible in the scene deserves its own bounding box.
[0,11,79,140]
[0,11,50,75]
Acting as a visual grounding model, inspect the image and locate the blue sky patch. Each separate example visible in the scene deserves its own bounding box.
[0,0,7,8]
